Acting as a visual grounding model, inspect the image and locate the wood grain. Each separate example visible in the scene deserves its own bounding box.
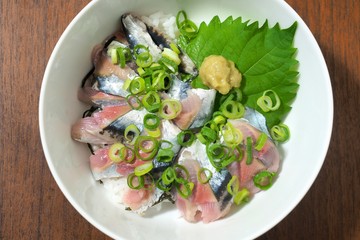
[0,0,359,239]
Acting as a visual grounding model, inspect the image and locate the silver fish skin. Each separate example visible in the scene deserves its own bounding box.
[177,139,233,207]
[103,108,147,138]
[140,16,198,77]
[167,74,191,100]
[243,107,271,138]
[94,74,131,97]
[188,88,216,129]
[152,120,182,173]
[121,13,162,61]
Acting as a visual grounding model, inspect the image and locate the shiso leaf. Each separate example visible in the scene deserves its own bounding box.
[183,16,299,128]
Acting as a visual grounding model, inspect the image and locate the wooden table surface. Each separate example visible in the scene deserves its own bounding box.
[0,0,359,239]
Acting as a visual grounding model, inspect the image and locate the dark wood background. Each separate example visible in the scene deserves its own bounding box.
[0,0,359,239]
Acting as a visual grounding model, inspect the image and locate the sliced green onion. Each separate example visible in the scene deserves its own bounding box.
[162,48,181,65]
[135,136,159,161]
[145,127,161,138]
[176,181,194,199]
[220,155,237,168]
[177,130,195,147]
[141,91,161,113]
[176,10,198,40]
[233,188,250,205]
[110,48,118,64]
[257,90,281,112]
[143,114,160,130]
[158,99,182,120]
[222,122,243,146]
[246,137,253,165]
[270,123,290,142]
[156,148,175,163]
[151,70,171,90]
[156,178,172,192]
[197,168,212,184]
[160,56,178,73]
[253,171,276,190]
[213,113,227,126]
[227,175,239,196]
[108,142,126,163]
[124,124,140,145]
[170,43,180,54]
[129,77,145,95]
[174,164,190,182]
[220,96,245,119]
[122,78,132,91]
[126,94,142,110]
[254,132,268,151]
[197,126,217,144]
[124,147,135,163]
[134,44,153,68]
[134,162,154,176]
[162,167,176,185]
[159,140,173,150]
[206,143,228,169]
[136,52,153,68]
[127,173,145,190]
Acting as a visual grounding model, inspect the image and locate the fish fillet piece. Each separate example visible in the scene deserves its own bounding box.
[102,177,164,214]
[227,119,280,194]
[176,140,233,223]
[71,104,132,144]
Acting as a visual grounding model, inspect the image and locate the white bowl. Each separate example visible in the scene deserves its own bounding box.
[39,0,333,239]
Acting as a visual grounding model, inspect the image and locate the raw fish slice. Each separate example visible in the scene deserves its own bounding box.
[90,146,149,180]
[78,86,127,106]
[228,119,280,172]
[140,15,198,76]
[92,49,137,97]
[176,140,233,223]
[168,75,216,130]
[227,119,280,194]
[121,13,162,61]
[152,120,182,174]
[102,177,164,214]
[71,104,132,144]
[103,108,147,138]
[71,117,118,145]
[172,91,202,130]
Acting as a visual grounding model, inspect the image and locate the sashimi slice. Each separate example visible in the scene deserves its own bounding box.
[71,104,132,144]
[176,140,233,223]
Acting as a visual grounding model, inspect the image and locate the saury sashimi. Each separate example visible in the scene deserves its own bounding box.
[71,103,132,144]
[168,75,216,130]
[227,119,280,194]
[176,140,233,223]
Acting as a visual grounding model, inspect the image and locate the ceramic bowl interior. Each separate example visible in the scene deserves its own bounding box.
[39,0,333,239]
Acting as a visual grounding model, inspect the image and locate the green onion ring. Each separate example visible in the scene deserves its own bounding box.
[156,148,175,163]
[246,137,253,165]
[141,91,161,113]
[127,173,145,190]
[233,188,250,205]
[227,175,239,196]
[124,124,140,145]
[254,132,268,151]
[108,142,126,163]
[175,181,194,199]
[197,168,213,184]
[134,162,154,176]
[177,130,195,147]
[270,123,290,142]
[143,114,160,130]
[256,89,281,112]
[253,171,276,190]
